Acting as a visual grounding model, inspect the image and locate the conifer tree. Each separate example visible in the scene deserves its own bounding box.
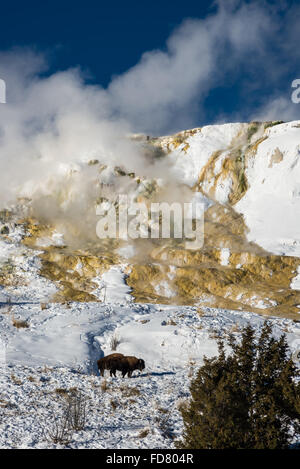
[178,322,300,449]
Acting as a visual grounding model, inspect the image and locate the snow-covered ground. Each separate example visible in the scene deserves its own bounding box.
[234,121,300,256]
[167,123,248,187]
[0,296,300,448]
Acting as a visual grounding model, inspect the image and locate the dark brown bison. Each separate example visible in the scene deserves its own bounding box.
[109,355,145,378]
[97,353,124,377]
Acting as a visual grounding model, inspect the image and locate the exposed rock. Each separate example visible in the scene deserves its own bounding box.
[2,120,300,320]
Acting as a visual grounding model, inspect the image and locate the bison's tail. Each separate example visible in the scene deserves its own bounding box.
[97,360,105,376]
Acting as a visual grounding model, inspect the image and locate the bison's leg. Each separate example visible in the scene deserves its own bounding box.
[110,368,116,377]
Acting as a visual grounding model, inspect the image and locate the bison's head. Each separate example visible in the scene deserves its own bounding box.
[137,359,145,371]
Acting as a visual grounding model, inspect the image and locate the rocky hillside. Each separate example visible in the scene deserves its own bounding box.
[1,120,300,319]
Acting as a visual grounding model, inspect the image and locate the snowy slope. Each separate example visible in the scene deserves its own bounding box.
[0,295,300,448]
[163,120,300,256]
[0,224,299,449]
[235,121,300,256]
[166,123,247,187]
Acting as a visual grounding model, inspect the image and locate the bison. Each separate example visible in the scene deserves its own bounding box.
[109,355,145,378]
[97,353,124,377]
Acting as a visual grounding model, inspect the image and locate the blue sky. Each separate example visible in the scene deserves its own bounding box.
[0,1,216,86]
[0,0,299,134]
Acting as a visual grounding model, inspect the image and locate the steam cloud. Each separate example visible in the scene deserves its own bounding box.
[0,0,298,218]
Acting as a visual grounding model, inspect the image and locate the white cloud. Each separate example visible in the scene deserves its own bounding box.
[251,95,300,123]
[108,1,277,134]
